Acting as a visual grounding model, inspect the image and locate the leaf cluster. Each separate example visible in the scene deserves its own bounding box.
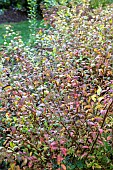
[0,3,113,170]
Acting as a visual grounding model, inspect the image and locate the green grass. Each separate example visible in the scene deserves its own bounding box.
[0,19,44,45]
[90,0,113,8]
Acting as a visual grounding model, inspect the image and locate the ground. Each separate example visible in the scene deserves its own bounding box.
[0,8,28,24]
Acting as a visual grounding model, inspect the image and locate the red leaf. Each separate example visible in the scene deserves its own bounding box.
[94,117,102,122]
[74,94,78,99]
[91,132,97,139]
[82,146,89,149]
[57,155,64,165]
[88,139,92,143]
[61,147,67,156]
[75,101,80,108]
[98,140,103,145]
[107,136,112,141]
[81,152,87,158]
[28,161,33,168]
[100,110,106,115]
[40,137,45,143]
[60,140,65,145]
[61,164,66,170]
[50,141,58,151]
[87,121,95,126]
[99,128,103,134]
[0,107,6,112]
[11,126,16,134]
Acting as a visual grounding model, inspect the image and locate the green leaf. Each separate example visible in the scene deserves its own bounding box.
[10,141,16,148]
[97,86,102,96]
[91,94,97,102]
[10,162,16,170]
[53,47,56,53]
[95,164,102,168]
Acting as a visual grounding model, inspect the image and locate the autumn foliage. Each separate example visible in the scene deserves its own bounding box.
[0,2,113,170]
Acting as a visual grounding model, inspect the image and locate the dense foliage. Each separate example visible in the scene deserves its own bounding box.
[0,2,113,170]
[0,0,42,16]
[0,0,26,8]
[0,0,113,10]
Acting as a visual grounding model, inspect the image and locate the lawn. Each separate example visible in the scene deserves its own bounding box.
[0,19,43,45]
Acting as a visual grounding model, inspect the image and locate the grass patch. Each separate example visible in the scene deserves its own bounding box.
[0,19,44,45]
[90,0,113,8]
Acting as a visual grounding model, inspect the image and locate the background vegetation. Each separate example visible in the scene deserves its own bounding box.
[0,0,113,10]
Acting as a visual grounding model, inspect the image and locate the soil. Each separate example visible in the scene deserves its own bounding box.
[0,8,28,24]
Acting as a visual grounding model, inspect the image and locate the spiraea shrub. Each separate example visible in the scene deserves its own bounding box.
[0,2,113,170]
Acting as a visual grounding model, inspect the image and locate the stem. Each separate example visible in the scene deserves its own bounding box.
[101,100,113,128]
[111,125,113,149]
[85,99,113,158]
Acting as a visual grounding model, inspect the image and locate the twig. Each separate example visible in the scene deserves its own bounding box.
[111,125,113,149]
[85,99,113,158]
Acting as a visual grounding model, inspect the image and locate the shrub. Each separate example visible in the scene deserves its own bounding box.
[0,2,113,170]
